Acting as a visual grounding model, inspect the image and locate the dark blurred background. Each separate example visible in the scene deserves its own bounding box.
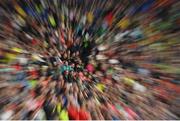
[0,0,179,120]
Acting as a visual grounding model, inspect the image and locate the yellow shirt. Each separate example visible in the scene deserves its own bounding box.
[11,47,23,53]
[87,12,94,24]
[59,109,69,120]
[96,83,105,92]
[6,53,17,62]
[117,18,130,29]
[15,5,27,17]
[123,77,135,86]
[56,103,69,120]
[49,16,56,27]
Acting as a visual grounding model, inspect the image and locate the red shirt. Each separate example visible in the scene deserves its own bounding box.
[105,12,113,26]
[29,69,38,77]
[79,109,91,120]
[68,105,91,120]
[12,64,22,71]
[32,39,38,45]
[68,105,79,120]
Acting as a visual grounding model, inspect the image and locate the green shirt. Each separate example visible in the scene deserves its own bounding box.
[28,80,38,88]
